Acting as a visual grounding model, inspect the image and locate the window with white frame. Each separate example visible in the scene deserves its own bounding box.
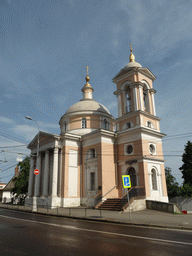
[103,119,109,130]
[149,144,156,154]
[64,121,68,131]
[82,118,87,128]
[126,145,133,154]
[151,168,157,190]
[147,121,152,128]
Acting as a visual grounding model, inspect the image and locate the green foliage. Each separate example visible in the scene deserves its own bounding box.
[11,156,30,197]
[179,141,192,185]
[179,183,192,198]
[165,167,180,199]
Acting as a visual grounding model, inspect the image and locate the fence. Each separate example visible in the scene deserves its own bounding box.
[0,203,108,219]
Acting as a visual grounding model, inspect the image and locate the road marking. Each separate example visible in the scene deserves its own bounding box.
[0,214,192,246]
[1,208,192,233]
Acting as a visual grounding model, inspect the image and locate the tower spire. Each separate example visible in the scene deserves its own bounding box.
[129,43,135,63]
[85,66,90,85]
[81,66,94,99]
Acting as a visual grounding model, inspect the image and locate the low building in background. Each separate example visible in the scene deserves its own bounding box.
[1,166,20,203]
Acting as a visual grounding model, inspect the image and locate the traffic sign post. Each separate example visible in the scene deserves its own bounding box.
[34,169,40,175]
[122,175,132,221]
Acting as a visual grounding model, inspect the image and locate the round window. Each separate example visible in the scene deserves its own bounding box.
[126,145,133,154]
[149,144,155,154]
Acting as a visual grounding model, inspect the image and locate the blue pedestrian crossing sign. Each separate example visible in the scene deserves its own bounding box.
[122,175,131,188]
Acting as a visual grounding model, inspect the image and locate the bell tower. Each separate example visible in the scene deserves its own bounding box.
[113,45,168,203]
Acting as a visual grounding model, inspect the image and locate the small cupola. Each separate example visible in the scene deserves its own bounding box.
[81,66,94,99]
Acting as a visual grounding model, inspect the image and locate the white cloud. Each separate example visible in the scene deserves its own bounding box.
[118,0,192,53]
[0,116,14,123]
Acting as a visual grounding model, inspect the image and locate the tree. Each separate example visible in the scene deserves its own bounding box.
[11,156,30,198]
[179,183,192,198]
[179,141,192,185]
[165,167,180,199]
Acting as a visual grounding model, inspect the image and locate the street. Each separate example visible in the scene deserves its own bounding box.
[0,208,191,255]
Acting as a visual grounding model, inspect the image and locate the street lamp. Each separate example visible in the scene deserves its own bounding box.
[25,116,40,158]
[25,116,40,212]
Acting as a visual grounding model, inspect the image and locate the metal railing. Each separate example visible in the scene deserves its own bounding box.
[121,186,145,209]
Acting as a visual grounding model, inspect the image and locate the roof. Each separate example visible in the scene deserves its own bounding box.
[2,170,20,192]
[64,99,111,116]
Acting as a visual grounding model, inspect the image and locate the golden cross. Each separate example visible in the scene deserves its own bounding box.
[130,43,133,53]
[86,66,89,76]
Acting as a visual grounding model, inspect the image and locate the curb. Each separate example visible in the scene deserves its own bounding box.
[1,205,192,231]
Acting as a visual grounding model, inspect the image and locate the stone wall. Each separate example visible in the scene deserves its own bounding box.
[146,200,181,213]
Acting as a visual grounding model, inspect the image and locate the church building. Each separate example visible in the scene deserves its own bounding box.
[25,47,168,209]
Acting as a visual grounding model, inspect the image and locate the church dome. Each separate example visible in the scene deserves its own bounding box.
[124,61,142,68]
[65,99,110,116]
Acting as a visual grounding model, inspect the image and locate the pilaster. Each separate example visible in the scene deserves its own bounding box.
[51,147,59,197]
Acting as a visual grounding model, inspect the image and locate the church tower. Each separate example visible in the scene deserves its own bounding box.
[113,45,168,202]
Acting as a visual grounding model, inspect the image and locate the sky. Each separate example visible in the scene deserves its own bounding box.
[0,0,192,185]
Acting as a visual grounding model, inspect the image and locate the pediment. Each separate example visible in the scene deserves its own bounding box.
[27,131,60,149]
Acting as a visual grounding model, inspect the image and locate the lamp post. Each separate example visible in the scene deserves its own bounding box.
[25,116,40,211]
[26,116,40,158]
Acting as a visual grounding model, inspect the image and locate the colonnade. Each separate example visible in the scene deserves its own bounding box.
[28,147,62,198]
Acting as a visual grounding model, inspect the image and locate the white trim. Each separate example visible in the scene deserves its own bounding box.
[61,198,81,207]
[67,128,96,136]
[65,140,79,147]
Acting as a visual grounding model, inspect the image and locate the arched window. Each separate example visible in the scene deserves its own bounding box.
[125,87,132,113]
[64,121,67,131]
[126,122,131,129]
[127,167,137,187]
[104,119,108,130]
[143,84,149,112]
[82,118,87,128]
[151,168,157,190]
[147,121,152,128]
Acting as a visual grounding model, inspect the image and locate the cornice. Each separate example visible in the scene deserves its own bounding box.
[115,110,161,122]
[116,126,166,138]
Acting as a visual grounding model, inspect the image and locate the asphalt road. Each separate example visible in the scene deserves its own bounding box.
[0,208,191,256]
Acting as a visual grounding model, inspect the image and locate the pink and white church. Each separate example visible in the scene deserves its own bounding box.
[25,47,168,209]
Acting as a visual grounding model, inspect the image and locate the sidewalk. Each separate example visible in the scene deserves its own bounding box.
[0,204,192,230]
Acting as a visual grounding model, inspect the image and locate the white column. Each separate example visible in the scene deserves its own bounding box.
[51,147,59,197]
[28,156,35,197]
[43,150,49,197]
[34,153,41,197]
[117,93,122,117]
[139,85,144,111]
[133,86,138,111]
[151,92,156,116]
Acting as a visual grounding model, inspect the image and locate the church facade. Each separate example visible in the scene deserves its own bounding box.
[25,48,168,209]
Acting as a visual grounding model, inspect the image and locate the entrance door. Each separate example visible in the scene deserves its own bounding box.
[127,167,137,187]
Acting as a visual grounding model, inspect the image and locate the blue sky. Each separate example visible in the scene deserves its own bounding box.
[0,0,192,185]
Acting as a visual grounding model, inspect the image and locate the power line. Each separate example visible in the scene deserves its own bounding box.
[0,132,27,145]
[0,145,26,149]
